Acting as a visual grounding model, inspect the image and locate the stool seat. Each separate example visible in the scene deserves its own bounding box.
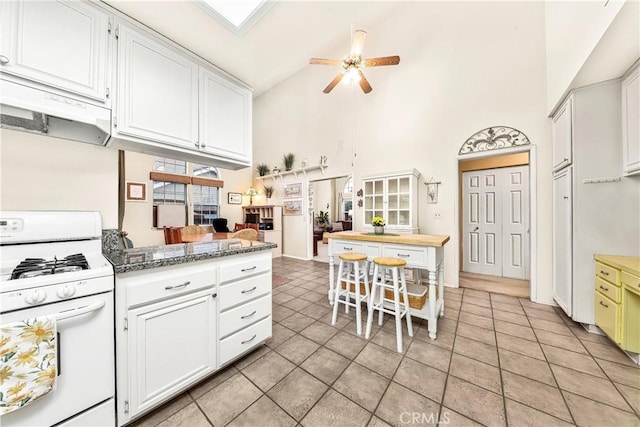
[373,257,407,267]
[340,253,368,262]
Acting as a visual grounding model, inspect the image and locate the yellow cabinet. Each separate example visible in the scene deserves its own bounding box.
[594,255,640,353]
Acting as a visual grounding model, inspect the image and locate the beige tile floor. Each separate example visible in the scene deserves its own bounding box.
[131,258,640,427]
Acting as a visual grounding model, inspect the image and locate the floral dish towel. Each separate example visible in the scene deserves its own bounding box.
[0,317,57,415]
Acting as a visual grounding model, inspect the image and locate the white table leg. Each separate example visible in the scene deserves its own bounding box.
[428,269,438,340]
[328,253,335,304]
[438,264,445,318]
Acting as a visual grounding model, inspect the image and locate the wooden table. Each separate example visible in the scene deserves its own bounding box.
[180,233,229,243]
[328,231,450,340]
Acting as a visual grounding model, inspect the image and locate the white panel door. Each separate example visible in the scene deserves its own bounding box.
[553,167,573,316]
[116,23,198,148]
[502,166,530,280]
[0,0,110,101]
[463,166,530,279]
[199,68,252,163]
[462,170,502,276]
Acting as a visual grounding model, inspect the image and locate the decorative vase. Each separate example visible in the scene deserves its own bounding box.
[374,226,384,235]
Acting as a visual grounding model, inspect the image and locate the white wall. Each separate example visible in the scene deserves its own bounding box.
[545,0,626,114]
[123,151,253,247]
[0,129,119,228]
[254,1,554,302]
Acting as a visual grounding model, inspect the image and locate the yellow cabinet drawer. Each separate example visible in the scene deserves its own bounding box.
[595,276,621,303]
[621,271,640,297]
[595,292,621,344]
[595,262,620,285]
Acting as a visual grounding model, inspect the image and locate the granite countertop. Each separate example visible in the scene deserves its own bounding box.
[103,239,277,274]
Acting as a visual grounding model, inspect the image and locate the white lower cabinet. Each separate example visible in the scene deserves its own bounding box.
[128,289,216,418]
[116,252,272,427]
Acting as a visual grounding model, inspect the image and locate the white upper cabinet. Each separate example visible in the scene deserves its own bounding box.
[199,68,252,165]
[0,0,110,102]
[114,22,198,149]
[552,96,573,172]
[622,62,640,176]
[362,169,420,233]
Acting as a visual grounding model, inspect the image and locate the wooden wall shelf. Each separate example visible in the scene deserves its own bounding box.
[257,164,327,181]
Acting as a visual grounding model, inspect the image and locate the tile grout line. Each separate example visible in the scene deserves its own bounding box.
[490,294,509,427]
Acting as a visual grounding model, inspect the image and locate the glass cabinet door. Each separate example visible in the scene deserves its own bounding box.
[362,170,418,232]
[364,178,384,225]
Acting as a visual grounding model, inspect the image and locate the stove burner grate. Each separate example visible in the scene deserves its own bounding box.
[10,253,90,280]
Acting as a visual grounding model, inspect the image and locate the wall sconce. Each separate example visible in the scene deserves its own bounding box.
[245,187,258,205]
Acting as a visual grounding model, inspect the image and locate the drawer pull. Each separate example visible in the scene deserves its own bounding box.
[241,266,257,272]
[241,286,257,294]
[599,300,609,308]
[599,285,609,292]
[344,247,353,251]
[397,253,410,258]
[600,270,609,276]
[165,281,190,290]
[241,310,257,319]
[241,334,257,345]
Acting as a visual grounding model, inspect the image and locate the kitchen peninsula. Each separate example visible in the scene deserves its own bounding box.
[328,231,450,341]
[103,239,276,426]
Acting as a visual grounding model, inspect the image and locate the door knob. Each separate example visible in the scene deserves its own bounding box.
[473,227,479,232]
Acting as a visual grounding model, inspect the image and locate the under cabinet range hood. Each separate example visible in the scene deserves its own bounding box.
[0,79,111,145]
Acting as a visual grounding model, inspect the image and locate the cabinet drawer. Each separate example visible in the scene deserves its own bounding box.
[595,262,620,285]
[333,241,364,255]
[621,271,640,296]
[219,273,271,310]
[127,268,216,307]
[219,316,272,366]
[220,294,271,338]
[595,276,621,303]
[595,292,620,344]
[382,246,426,266]
[219,255,271,284]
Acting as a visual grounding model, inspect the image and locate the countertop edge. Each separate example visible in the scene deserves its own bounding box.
[328,231,450,247]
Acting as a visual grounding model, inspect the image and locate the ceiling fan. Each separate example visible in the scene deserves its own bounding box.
[309,30,400,94]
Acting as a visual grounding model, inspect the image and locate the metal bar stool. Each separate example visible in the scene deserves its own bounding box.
[331,253,370,335]
[365,257,413,352]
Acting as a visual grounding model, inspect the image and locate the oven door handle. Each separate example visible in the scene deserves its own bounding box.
[53,301,106,321]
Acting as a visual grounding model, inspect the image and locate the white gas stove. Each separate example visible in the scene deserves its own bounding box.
[0,211,115,427]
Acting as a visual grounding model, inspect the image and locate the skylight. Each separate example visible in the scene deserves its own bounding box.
[197,0,272,36]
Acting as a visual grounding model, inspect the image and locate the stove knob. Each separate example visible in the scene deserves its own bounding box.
[25,289,47,305]
[56,283,77,299]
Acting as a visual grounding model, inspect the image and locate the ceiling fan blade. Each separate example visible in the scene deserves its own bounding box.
[363,56,400,67]
[310,58,342,66]
[358,69,372,94]
[351,30,367,57]
[323,72,345,93]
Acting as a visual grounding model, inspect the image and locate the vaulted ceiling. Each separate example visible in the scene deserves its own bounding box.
[104,1,405,96]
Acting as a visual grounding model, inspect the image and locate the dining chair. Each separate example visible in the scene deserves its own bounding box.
[181,225,207,236]
[163,227,182,244]
[229,228,258,241]
[234,223,247,232]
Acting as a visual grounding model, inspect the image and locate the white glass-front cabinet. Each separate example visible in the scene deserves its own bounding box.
[200,68,252,165]
[114,22,198,149]
[0,0,110,102]
[362,169,420,233]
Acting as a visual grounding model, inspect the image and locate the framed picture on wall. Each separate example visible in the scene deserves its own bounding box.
[283,182,303,199]
[283,199,303,215]
[126,182,146,201]
[228,192,242,205]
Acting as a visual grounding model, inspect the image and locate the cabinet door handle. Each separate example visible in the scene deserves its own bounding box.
[241,310,257,319]
[241,286,257,294]
[599,285,609,292]
[0,55,9,64]
[201,143,206,148]
[397,253,410,258]
[600,270,609,276]
[599,300,609,308]
[241,334,257,345]
[241,266,257,272]
[165,281,190,290]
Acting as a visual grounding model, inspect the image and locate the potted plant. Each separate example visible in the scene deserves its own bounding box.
[283,153,295,171]
[264,185,274,203]
[256,163,270,176]
[315,210,330,229]
[372,216,386,235]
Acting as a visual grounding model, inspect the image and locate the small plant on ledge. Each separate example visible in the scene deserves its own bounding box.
[256,163,270,176]
[264,185,274,200]
[283,153,295,171]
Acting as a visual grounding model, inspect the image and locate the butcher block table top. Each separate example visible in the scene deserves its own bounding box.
[328,231,450,247]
